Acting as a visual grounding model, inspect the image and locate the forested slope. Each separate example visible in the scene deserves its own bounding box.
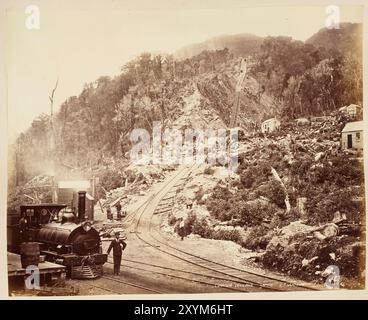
[10,24,362,190]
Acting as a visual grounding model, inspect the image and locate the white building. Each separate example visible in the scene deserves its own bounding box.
[341,121,364,150]
[261,117,281,134]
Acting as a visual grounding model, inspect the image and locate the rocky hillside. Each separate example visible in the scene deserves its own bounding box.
[165,109,365,288]
[9,24,362,207]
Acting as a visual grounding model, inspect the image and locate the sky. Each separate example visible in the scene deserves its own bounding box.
[4,1,364,139]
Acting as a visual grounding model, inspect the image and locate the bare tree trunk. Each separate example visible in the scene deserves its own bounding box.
[49,78,59,176]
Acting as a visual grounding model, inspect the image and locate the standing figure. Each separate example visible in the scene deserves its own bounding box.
[186,201,193,210]
[178,218,185,241]
[115,201,122,221]
[107,232,127,276]
[19,213,28,243]
[106,207,113,221]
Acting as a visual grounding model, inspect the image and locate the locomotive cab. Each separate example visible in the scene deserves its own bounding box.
[18,204,68,243]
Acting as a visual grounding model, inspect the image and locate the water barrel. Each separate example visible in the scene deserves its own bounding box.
[20,242,40,268]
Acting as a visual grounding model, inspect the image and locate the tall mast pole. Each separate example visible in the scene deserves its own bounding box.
[49,78,59,151]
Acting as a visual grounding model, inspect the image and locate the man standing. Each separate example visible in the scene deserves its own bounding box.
[107,232,127,276]
[115,201,122,221]
[106,207,113,221]
[178,218,185,241]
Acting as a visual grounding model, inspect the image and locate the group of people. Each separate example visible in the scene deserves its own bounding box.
[106,201,127,222]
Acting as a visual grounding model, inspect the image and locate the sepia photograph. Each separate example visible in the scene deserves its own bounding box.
[2,0,366,298]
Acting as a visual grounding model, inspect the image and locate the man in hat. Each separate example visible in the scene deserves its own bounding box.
[107,231,127,276]
[115,201,122,221]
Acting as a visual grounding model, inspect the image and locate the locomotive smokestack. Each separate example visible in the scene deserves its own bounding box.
[78,191,86,221]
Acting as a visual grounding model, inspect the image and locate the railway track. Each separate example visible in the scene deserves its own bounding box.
[102,275,165,294]
[129,164,321,293]
[128,165,265,292]
[150,224,321,291]
[106,258,258,293]
[109,166,270,292]
[104,164,321,293]
[99,166,196,294]
[87,274,165,294]
[107,168,264,292]
[121,166,189,228]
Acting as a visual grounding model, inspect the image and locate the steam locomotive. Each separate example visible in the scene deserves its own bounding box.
[8,191,107,279]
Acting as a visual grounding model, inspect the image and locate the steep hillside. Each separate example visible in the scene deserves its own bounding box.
[10,23,362,195]
[164,110,365,288]
[10,50,276,189]
[306,23,362,58]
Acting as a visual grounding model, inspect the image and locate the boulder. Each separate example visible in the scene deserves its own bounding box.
[267,221,316,249]
[296,118,310,126]
[314,152,325,162]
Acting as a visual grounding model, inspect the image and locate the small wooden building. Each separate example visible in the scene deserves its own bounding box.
[261,117,280,134]
[341,121,364,150]
[339,104,362,117]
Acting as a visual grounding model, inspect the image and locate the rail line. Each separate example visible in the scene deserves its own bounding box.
[105,164,320,293]
[106,258,256,293]
[112,166,253,293]
[87,282,124,295]
[100,166,196,295]
[124,258,267,288]
[129,165,270,292]
[150,222,321,291]
[121,166,190,228]
[101,275,165,294]
[87,271,166,294]
[130,164,321,292]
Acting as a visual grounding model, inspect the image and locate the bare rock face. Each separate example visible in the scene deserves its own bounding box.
[172,86,226,129]
[196,71,277,129]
